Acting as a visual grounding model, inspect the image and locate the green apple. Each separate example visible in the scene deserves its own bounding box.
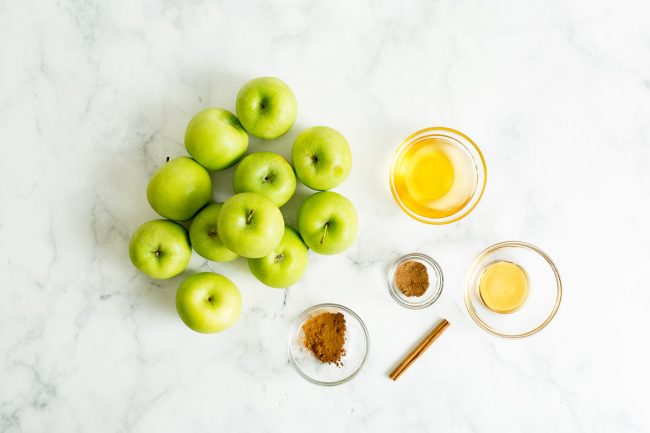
[292,126,352,191]
[189,203,238,262]
[236,77,297,139]
[184,108,248,171]
[129,220,191,279]
[297,191,358,255]
[176,272,242,333]
[147,156,213,221]
[217,192,284,258]
[233,152,296,207]
[248,226,309,288]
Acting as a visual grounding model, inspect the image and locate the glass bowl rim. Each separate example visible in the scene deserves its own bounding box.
[388,253,444,309]
[389,126,487,225]
[464,240,562,338]
[287,303,370,386]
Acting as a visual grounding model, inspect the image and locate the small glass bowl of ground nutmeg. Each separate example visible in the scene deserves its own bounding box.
[288,304,369,386]
[388,253,444,309]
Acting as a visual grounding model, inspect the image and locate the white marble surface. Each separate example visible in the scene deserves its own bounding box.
[2,0,649,431]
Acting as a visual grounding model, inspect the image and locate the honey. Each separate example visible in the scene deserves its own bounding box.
[393,137,477,219]
[478,261,529,313]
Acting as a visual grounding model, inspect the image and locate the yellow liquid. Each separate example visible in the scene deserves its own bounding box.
[394,138,477,219]
[479,261,529,314]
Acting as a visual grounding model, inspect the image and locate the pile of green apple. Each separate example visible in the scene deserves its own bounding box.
[128,77,358,334]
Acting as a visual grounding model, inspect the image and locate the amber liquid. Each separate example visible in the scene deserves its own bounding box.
[393,137,477,219]
[479,261,529,313]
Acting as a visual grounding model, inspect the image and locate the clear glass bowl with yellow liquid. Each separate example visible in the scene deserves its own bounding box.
[464,241,562,338]
[390,127,487,224]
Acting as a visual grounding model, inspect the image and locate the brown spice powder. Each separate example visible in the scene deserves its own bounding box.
[302,312,346,366]
[395,260,429,297]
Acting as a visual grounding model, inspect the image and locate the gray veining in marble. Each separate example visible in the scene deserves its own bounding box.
[1,0,649,432]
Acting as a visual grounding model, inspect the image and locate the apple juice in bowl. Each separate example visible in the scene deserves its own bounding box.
[390,127,486,224]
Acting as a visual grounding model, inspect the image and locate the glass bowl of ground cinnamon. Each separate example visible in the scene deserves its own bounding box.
[288,303,369,385]
[389,253,444,309]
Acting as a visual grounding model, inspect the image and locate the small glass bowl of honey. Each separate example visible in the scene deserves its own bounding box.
[390,127,487,224]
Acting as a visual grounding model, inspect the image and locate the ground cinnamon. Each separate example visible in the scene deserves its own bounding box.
[395,260,429,297]
[302,312,346,366]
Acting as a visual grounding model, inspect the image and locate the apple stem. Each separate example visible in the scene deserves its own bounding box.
[320,223,329,245]
[165,156,170,162]
[246,209,255,225]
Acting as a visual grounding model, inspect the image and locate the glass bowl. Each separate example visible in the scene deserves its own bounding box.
[389,127,487,224]
[464,241,562,338]
[388,253,444,309]
[288,303,369,386]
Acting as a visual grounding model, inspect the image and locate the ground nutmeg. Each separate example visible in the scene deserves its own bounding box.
[395,260,429,297]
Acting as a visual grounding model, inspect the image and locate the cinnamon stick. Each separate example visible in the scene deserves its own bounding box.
[389,318,450,381]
